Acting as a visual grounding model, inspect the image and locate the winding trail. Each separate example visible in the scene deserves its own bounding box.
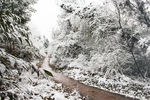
[41,56,138,100]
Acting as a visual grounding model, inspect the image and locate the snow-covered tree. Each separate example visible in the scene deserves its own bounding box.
[0,1,41,99]
[0,0,38,61]
[50,0,150,78]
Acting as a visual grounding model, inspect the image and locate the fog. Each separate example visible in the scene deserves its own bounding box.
[28,0,59,42]
[28,0,98,42]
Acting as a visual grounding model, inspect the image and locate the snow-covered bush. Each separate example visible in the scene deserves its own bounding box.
[0,0,42,98]
[50,0,150,78]
[0,0,38,61]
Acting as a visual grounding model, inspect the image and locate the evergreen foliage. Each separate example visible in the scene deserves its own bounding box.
[0,0,38,61]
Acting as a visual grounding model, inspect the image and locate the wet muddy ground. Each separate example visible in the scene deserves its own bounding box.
[41,56,138,100]
[51,71,138,100]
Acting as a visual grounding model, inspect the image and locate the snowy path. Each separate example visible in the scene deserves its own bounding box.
[41,56,138,100]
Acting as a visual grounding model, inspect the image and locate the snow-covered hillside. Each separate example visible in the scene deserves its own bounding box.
[49,0,150,99]
[1,0,150,100]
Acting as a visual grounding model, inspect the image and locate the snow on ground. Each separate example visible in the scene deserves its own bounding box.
[0,49,83,100]
[61,66,150,100]
[47,0,150,99]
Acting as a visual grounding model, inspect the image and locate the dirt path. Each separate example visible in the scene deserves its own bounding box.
[51,72,137,100]
[41,56,138,100]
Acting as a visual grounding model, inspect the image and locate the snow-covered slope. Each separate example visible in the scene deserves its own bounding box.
[0,49,83,100]
[49,0,150,99]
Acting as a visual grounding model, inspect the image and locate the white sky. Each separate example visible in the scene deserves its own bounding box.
[28,0,101,42]
[28,0,59,42]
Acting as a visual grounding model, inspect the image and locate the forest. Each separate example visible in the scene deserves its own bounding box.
[0,0,150,100]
